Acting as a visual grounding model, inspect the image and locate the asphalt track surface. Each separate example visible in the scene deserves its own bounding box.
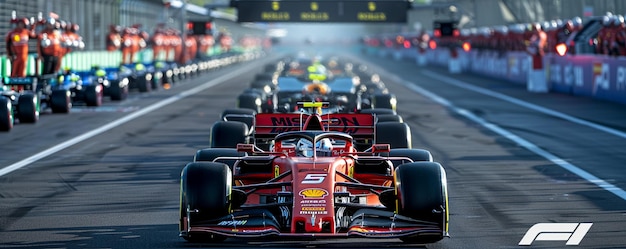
[1,46,625,249]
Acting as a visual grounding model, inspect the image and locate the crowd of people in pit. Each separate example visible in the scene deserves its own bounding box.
[105,23,243,66]
[6,11,270,79]
[363,13,626,58]
[5,12,84,78]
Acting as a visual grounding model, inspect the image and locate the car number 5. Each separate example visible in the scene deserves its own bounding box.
[302,173,326,184]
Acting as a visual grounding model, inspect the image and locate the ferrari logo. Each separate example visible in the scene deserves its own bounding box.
[368,2,376,11]
[310,2,319,11]
[274,165,280,178]
[271,1,280,11]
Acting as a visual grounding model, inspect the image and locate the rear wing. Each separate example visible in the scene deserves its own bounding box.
[2,77,38,91]
[254,113,375,140]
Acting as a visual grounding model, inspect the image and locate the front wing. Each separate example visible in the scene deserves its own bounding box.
[180,208,444,239]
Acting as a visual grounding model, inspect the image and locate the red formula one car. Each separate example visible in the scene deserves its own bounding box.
[179,107,449,244]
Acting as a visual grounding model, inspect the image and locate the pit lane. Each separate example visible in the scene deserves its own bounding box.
[0,46,625,249]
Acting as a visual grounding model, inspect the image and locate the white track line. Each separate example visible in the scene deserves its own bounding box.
[398,74,626,201]
[0,59,264,177]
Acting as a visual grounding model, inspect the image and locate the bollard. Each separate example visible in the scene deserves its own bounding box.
[527,54,548,92]
[393,49,403,61]
[448,48,461,74]
[416,50,427,66]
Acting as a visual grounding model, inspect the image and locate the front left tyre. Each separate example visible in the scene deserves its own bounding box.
[180,162,231,242]
[0,97,13,131]
[16,93,39,123]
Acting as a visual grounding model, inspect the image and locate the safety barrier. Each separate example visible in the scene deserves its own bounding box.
[1,51,136,76]
[365,45,626,105]
[546,54,626,105]
[0,45,253,77]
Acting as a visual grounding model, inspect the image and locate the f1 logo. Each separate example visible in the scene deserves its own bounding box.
[519,223,592,246]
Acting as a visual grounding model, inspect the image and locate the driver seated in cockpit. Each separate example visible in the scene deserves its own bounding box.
[307,56,331,82]
[296,138,333,157]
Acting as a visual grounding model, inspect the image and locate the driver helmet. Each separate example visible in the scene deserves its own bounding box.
[316,138,332,156]
[94,67,106,77]
[63,66,72,75]
[134,63,146,71]
[296,138,333,157]
[307,63,327,81]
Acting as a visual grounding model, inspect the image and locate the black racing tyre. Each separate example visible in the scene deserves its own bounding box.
[50,89,71,113]
[222,115,254,136]
[136,75,151,93]
[17,93,39,123]
[85,85,103,107]
[381,148,433,168]
[210,121,249,148]
[387,148,432,162]
[360,108,396,115]
[165,69,176,84]
[177,68,186,80]
[255,72,275,82]
[395,162,448,244]
[372,93,397,111]
[0,97,13,131]
[250,80,274,91]
[221,108,257,119]
[161,70,173,85]
[237,93,262,113]
[376,114,403,123]
[264,63,279,72]
[180,162,231,242]
[194,148,245,170]
[108,79,129,101]
[151,74,160,91]
[243,87,268,99]
[375,122,411,149]
[243,88,275,113]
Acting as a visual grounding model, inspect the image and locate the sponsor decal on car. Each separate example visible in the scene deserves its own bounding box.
[299,188,328,198]
[218,220,248,226]
[301,207,326,211]
[300,210,328,215]
[300,199,326,207]
[301,173,326,184]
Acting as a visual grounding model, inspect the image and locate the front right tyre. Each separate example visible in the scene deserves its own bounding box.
[395,162,448,244]
[180,162,231,242]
